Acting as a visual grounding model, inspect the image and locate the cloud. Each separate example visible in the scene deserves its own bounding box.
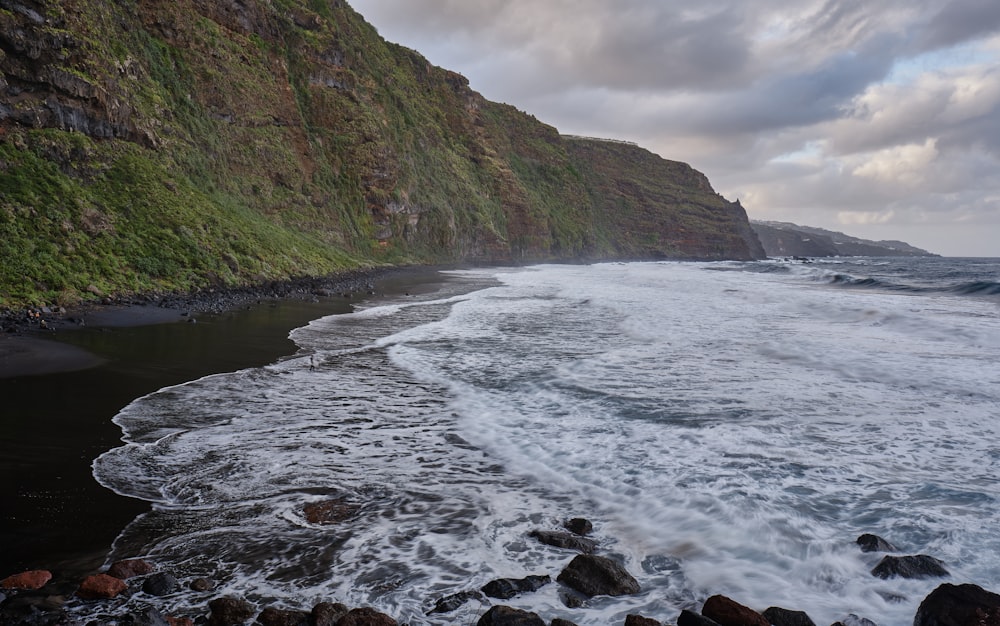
[349,0,1000,255]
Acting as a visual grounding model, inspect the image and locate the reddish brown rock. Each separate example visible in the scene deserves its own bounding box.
[303,498,360,525]
[914,583,1000,626]
[702,595,769,626]
[77,573,128,599]
[107,558,155,579]
[167,618,195,626]
[336,607,397,625]
[0,570,52,590]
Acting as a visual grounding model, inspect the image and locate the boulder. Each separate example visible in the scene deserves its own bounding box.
[312,602,349,626]
[167,618,195,626]
[832,615,878,626]
[677,610,722,626]
[142,572,179,596]
[701,595,768,626]
[208,597,256,626]
[482,575,551,599]
[190,577,216,592]
[762,606,816,626]
[0,570,52,591]
[303,499,360,524]
[530,530,597,554]
[564,518,593,536]
[476,605,546,626]
[336,607,397,626]
[871,555,949,579]
[77,573,128,600]
[856,533,898,553]
[119,606,170,626]
[556,554,640,598]
[427,590,485,614]
[625,615,662,626]
[914,583,1000,626]
[256,606,311,626]
[108,559,156,579]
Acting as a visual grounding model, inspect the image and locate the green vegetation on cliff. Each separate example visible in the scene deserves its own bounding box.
[0,0,763,308]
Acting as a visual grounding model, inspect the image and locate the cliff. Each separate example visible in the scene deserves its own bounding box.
[751,221,937,258]
[0,0,764,307]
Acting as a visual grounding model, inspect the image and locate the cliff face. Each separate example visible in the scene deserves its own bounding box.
[751,221,937,257]
[0,0,764,307]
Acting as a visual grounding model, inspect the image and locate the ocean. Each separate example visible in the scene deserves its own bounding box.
[82,258,1000,625]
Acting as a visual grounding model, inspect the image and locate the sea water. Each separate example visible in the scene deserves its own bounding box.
[85,258,1000,625]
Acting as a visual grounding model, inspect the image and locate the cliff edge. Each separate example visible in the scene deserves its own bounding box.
[1,0,764,307]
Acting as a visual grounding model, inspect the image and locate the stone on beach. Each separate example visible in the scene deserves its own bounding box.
[556,554,640,598]
[625,615,662,626]
[481,575,551,599]
[762,606,816,626]
[914,583,1000,626]
[336,607,397,625]
[476,605,546,626]
[77,573,128,600]
[256,606,311,626]
[208,596,256,626]
[142,572,179,596]
[871,554,949,579]
[701,594,769,626]
[427,589,486,614]
[529,529,597,554]
[0,570,52,591]
[108,558,156,579]
[677,609,722,626]
[312,602,350,625]
[564,517,593,536]
[856,533,899,553]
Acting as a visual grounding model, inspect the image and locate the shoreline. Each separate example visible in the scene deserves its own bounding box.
[0,265,460,582]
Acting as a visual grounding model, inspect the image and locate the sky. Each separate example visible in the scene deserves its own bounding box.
[348,0,1000,257]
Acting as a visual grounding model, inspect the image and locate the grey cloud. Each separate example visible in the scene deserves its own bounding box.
[919,0,1000,50]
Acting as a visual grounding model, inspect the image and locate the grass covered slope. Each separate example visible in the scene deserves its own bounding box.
[0,0,763,308]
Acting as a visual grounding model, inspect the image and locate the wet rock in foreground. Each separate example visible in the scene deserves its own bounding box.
[564,518,593,536]
[701,594,768,626]
[108,559,156,579]
[530,530,597,554]
[556,554,640,598]
[856,533,899,553]
[336,607,397,626]
[482,575,551,599]
[477,605,546,626]
[762,606,816,626]
[914,582,1000,626]
[427,590,485,614]
[77,573,128,600]
[677,609,722,626]
[312,602,349,626]
[0,571,51,591]
[208,596,256,626]
[625,614,662,626]
[257,606,311,626]
[871,554,949,579]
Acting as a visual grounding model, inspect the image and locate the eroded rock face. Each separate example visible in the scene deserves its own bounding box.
[914,583,1000,626]
[77,573,128,600]
[556,554,640,598]
[871,555,949,580]
[476,605,546,626]
[0,570,52,591]
[701,595,768,626]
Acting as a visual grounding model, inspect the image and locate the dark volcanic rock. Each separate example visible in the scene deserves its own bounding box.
[0,570,52,591]
[677,609,722,626]
[625,615,662,626]
[0,593,69,626]
[427,590,486,614]
[551,620,580,626]
[143,572,179,596]
[482,575,551,599]
[701,595,768,626]
[856,533,899,553]
[914,583,1000,626]
[77,573,128,599]
[336,607,397,626]
[256,606,310,626]
[530,530,597,554]
[832,615,878,626]
[303,498,360,524]
[476,605,546,626]
[120,606,170,626]
[564,518,593,536]
[208,596,256,626]
[312,602,349,626]
[108,558,156,579]
[871,555,949,579]
[762,606,816,626]
[556,554,640,598]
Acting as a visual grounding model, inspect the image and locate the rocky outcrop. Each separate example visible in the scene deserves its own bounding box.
[556,554,640,598]
[751,221,936,257]
[871,555,950,580]
[914,583,1000,626]
[0,0,764,308]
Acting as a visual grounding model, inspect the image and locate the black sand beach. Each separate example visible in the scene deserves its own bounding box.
[0,268,453,583]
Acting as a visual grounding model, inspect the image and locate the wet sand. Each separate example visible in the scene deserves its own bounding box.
[0,268,454,582]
